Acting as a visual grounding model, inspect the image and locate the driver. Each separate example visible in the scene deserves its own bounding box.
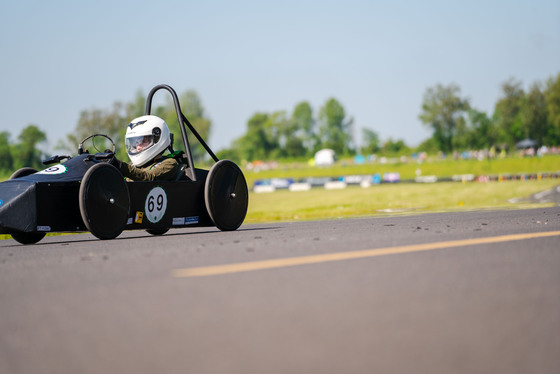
[110,115,179,181]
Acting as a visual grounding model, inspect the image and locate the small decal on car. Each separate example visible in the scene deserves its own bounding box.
[185,216,199,225]
[37,226,51,232]
[145,187,167,223]
[172,216,199,225]
[135,211,144,224]
[172,217,185,226]
[37,164,67,175]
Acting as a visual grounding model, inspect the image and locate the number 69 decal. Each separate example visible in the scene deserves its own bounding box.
[145,187,167,223]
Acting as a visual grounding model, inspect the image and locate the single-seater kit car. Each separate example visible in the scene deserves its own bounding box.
[0,84,249,245]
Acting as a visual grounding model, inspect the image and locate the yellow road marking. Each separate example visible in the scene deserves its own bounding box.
[172,230,560,278]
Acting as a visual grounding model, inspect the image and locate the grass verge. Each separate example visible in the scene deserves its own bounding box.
[245,179,560,223]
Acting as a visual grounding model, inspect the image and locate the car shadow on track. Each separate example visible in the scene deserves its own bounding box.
[1,226,281,248]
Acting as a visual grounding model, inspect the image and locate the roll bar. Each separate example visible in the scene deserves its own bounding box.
[145,84,219,181]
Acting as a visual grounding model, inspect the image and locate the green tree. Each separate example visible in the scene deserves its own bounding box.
[416,137,439,154]
[60,102,129,159]
[232,111,292,161]
[419,83,470,153]
[544,73,560,145]
[318,98,354,155]
[266,111,289,159]
[520,82,548,145]
[235,113,272,161]
[0,132,14,172]
[14,125,47,169]
[215,147,242,164]
[381,138,409,155]
[361,128,380,154]
[466,109,497,149]
[283,127,306,158]
[451,115,469,150]
[291,101,317,155]
[494,78,525,146]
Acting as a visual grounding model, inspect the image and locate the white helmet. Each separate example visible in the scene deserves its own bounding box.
[125,115,171,167]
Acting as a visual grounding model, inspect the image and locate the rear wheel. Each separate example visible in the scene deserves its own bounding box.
[79,163,130,240]
[9,168,46,244]
[204,160,248,231]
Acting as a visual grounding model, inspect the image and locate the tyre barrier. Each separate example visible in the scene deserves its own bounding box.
[252,172,560,193]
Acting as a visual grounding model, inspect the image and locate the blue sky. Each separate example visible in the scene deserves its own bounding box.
[1,0,559,153]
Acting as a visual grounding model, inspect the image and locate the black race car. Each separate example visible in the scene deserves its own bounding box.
[0,84,249,245]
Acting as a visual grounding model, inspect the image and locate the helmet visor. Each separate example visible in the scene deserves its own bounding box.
[126,135,155,155]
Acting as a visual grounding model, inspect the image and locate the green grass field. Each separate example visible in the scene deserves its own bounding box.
[246,179,560,223]
[243,155,560,223]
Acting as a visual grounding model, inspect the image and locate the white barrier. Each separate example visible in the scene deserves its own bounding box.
[415,175,438,183]
[324,181,347,190]
[253,185,276,193]
[360,180,372,188]
[289,183,312,192]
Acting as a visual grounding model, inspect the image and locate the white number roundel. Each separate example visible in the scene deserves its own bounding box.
[37,165,67,175]
[145,187,167,223]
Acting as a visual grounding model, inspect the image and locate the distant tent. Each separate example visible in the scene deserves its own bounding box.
[314,149,336,166]
[515,139,538,149]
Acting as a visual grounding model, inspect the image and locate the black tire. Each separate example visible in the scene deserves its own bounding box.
[204,160,248,231]
[9,167,37,179]
[146,228,169,236]
[11,232,46,245]
[9,168,46,244]
[79,163,130,240]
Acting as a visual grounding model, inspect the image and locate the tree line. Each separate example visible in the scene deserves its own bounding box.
[217,98,356,162]
[0,126,47,173]
[1,72,559,174]
[220,72,560,160]
[418,73,560,154]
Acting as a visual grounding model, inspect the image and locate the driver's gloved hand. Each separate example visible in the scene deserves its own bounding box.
[109,155,123,169]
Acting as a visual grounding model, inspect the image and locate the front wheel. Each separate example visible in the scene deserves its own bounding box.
[79,163,130,240]
[10,167,38,180]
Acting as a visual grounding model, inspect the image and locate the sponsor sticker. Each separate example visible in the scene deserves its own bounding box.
[145,187,167,223]
[37,164,67,175]
[135,211,144,224]
[172,217,185,226]
[172,216,199,226]
[185,216,199,225]
[37,226,51,232]
[0,199,3,207]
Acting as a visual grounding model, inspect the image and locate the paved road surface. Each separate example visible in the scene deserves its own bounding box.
[1,207,559,374]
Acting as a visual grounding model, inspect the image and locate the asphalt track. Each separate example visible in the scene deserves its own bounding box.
[1,207,559,374]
